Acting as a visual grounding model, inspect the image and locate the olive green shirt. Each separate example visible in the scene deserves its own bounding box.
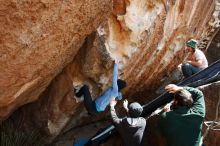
[158,87,205,146]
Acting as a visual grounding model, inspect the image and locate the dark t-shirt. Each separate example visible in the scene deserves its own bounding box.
[110,106,146,146]
[158,87,205,146]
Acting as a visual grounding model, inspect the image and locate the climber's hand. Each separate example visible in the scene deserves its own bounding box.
[110,99,117,107]
[114,59,119,64]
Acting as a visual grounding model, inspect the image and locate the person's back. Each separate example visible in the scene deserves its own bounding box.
[95,86,121,112]
[116,117,146,146]
[193,49,208,69]
[159,107,204,146]
[158,84,205,146]
[110,100,146,146]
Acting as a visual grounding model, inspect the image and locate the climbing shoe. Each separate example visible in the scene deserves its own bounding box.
[73,85,84,103]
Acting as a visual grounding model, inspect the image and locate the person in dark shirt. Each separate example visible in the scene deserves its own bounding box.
[74,63,126,114]
[158,84,205,146]
[110,99,146,146]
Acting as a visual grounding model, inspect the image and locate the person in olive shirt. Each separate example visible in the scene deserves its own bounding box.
[110,99,146,146]
[158,84,205,146]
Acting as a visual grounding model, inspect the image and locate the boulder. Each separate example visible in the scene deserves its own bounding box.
[0,0,112,120]
[1,0,219,145]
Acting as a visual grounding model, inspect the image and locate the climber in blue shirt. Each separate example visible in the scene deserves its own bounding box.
[74,62,126,114]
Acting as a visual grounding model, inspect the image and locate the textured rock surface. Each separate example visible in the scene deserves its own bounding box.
[103,0,215,96]
[205,28,220,64]
[199,81,220,146]
[0,0,112,120]
[1,0,220,145]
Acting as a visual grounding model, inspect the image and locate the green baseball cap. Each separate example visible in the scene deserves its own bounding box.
[186,39,198,49]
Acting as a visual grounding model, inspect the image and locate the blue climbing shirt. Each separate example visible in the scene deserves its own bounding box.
[95,63,122,112]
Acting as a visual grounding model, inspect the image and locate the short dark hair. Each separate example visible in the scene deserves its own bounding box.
[174,89,193,107]
[117,79,126,91]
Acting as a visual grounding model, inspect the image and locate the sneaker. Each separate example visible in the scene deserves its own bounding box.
[74,85,80,93]
[73,95,84,103]
[73,85,84,103]
[74,85,84,97]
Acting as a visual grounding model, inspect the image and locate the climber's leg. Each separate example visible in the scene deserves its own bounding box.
[80,85,98,114]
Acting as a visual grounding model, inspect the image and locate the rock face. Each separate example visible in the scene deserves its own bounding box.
[1,0,220,145]
[0,0,112,120]
[205,28,220,64]
[17,32,115,142]
[104,0,216,96]
[199,81,220,146]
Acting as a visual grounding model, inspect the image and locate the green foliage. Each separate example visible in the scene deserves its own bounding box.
[0,118,45,146]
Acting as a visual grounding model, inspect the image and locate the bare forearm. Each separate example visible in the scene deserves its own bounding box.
[187,60,202,67]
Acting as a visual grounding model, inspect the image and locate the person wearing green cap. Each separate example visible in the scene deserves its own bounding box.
[178,39,208,78]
